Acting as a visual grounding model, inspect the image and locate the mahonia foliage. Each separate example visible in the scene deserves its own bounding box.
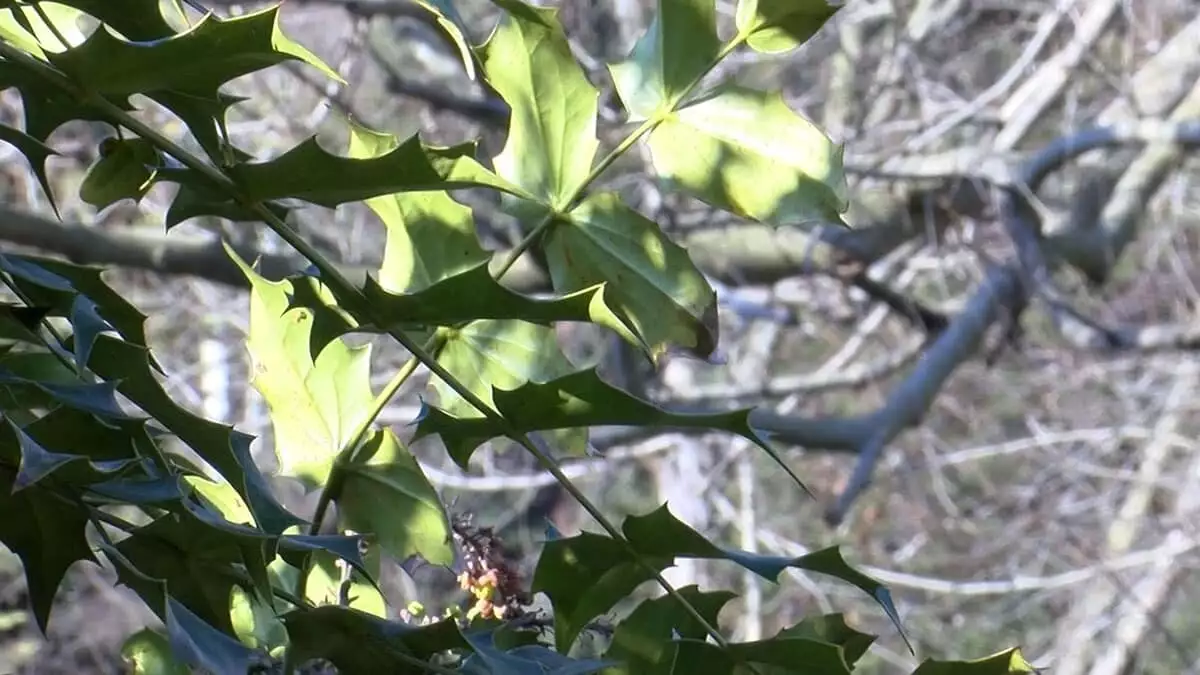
[0,0,1035,673]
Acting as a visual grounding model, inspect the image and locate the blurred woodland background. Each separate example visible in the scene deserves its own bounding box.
[0,1,1198,673]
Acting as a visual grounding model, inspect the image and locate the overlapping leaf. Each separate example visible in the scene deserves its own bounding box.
[281,605,469,673]
[547,192,719,361]
[648,85,849,227]
[0,464,94,631]
[104,549,259,675]
[87,333,303,534]
[734,0,840,55]
[335,427,455,566]
[346,121,490,292]
[604,586,735,674]
[533,505,905,653]
[609,0,720,120]
[232,249,375,486]
[482,0,599,206]
[80,137,163,210]
[431,318,589,459]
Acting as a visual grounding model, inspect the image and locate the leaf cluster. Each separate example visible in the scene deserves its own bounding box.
[0,1,1033,674]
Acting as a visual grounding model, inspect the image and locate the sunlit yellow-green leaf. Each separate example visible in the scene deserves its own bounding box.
[648,85,848,227]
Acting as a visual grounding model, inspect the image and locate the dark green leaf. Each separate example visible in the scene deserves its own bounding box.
[911,649,1037,675]
[227,134,523,209]
[281,605,469,674]
[49,6,340,96]
[0,465,95,632]
[87,334,303,534]
[412,368,792,484]
[104,547,259,674]
[604,586,735,673]
[0,123,59,216]
[80,137,162,209]
[68,295,115,370]
[534,506,906,653]
[56,0,176,41]
[4,417,134,490]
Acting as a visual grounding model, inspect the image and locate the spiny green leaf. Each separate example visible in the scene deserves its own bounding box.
[534,505,906,654]
[0,123,59,216]
[609,0,721,120]
[2,253,153,349]
[346,121,489,292]
[227,134,523,210]
[111,507,270,635]
[281,605,469,672]
[149,90,249,166]
[49,5,340,97]
[911,649,1037,675]
[335,427,454,566]
[4,417,135,490]
[463,630,616,674]
[771,614,876,668]
[0,303,48,344]
[121,629,190,675]
[648,85,848,227]
[532,530,673,653]
[104,548,259,675]
[413,368,782,472]
[725,636,852,674]
[548,192,719,361]
[482,0,599,206]
[0,465,95,632]
[165,181,291,229]
[0,62,124,143]
[734,0,840,55]
[55,0,176,41]
[604,586,735,673]
[360,264,640,344]
[231,249,375,486]
[87,334,304,534]
[68,295,115,369]
[80,137,161,209]
[432,318,589,460]
[164,595,260,675]
[621,507,907,649]
[0,371,136,419]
